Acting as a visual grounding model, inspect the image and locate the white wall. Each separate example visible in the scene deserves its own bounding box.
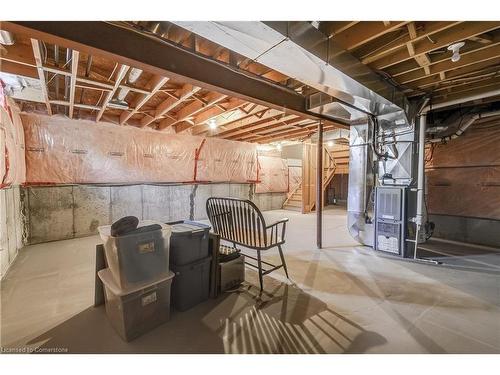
[0,186,24,279]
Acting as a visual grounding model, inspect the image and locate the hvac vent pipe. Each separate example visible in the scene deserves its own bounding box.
[428,109,500,143]
[0,30,15,45]
[414,114,427,257]
[421,89,500,114]
[116,67,143,101]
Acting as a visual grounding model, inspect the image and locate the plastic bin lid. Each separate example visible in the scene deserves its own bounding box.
[98,220,171,238]
[170,221,210,233]
[98,268,175,297]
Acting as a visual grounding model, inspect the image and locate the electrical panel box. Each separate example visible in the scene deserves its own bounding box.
[374,186,416,257]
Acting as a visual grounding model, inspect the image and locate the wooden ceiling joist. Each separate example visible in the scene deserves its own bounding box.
[140,83,201,128]
[30,39,52,115]
[216,109,286,138]
[333,21,409,51]
[431,82,500,105]
[371,22,500,70]
[396,43,500,85]
[96,64,129,122]
[191,104,269,136]
[202,107,278,137]
[360,21,461,65]
[120,75,169,125]
[406,58,500,90]
[239,119,315,142]
[432,76,500,101]
[68,50,79,118]
[159,92,227,132]
[191,97,246,126]
[0,42,36,67]
[50,100,101,111]
[225,114,301,140]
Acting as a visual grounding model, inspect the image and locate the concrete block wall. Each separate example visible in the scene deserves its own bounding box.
[0,186,26,278]
[22,183,286,244]
[429,214,500,248]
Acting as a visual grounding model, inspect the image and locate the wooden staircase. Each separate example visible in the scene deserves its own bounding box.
[283,147,337,212]
[283,184,303,211]
[311,148,337,210]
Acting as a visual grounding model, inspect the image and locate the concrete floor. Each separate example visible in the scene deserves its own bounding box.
[1,206,499,353]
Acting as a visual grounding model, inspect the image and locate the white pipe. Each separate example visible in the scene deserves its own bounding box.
[428,109,500,143]
[414,114,427,258]
[420,89,500,114]
[416,114,426,227]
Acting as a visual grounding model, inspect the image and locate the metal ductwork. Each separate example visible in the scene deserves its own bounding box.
[347,120,375,246]
[0,30,15,45]
[173,21,410,125]
[0,71,43,103]
[110,67,143,109]
[171,21,415,247]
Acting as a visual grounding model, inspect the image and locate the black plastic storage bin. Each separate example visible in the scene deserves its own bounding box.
[167,220,211,266]
[171,256,211,311]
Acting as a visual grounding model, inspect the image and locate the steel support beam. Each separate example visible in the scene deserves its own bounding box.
[316,120,323,249]
[0,21,345,124]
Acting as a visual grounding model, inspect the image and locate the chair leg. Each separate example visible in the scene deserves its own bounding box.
[257,249,264,291]
[277,245,289,279]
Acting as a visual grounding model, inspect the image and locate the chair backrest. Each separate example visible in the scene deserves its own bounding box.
[206,197,267,249]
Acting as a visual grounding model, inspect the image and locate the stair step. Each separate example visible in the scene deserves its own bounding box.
[286,200,301,207]
[283,204,302,212]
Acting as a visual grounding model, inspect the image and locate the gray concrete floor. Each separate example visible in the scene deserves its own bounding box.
[1,206,499,353]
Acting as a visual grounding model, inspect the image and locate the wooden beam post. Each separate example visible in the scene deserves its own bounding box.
[316,120,323,249]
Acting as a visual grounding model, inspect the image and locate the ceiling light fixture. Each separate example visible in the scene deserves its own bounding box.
[327,140,334,147]
[447,42,465,63]
[208,119,217,130]
[276,143,282,151]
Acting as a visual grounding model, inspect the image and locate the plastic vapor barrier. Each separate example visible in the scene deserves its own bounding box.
[255,155,288,193]
[0,95,26,187]
[21,113,258,185]
[425,125,500,220]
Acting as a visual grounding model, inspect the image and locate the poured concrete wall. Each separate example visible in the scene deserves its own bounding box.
[22,183,285,244]
[0,186,26,278]
[429,214,500,248]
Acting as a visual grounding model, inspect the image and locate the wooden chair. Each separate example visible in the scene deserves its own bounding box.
[206,197,289,290]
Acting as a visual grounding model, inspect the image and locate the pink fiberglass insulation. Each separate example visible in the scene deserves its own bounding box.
[255,155,288,193]
[21,113,258,185]
[0,97,26,187]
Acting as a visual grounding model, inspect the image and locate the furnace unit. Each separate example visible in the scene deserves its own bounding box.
[374,186,416,257]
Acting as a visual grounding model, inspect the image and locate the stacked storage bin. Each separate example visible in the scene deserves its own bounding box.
[97,220,174,341]
[168,221,212,311]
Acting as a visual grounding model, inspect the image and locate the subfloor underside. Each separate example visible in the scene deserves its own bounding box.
[1,206,499,353]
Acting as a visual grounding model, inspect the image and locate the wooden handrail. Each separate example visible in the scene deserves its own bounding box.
[282,181,302,207]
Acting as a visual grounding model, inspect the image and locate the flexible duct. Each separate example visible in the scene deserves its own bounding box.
[428,110,500,143]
